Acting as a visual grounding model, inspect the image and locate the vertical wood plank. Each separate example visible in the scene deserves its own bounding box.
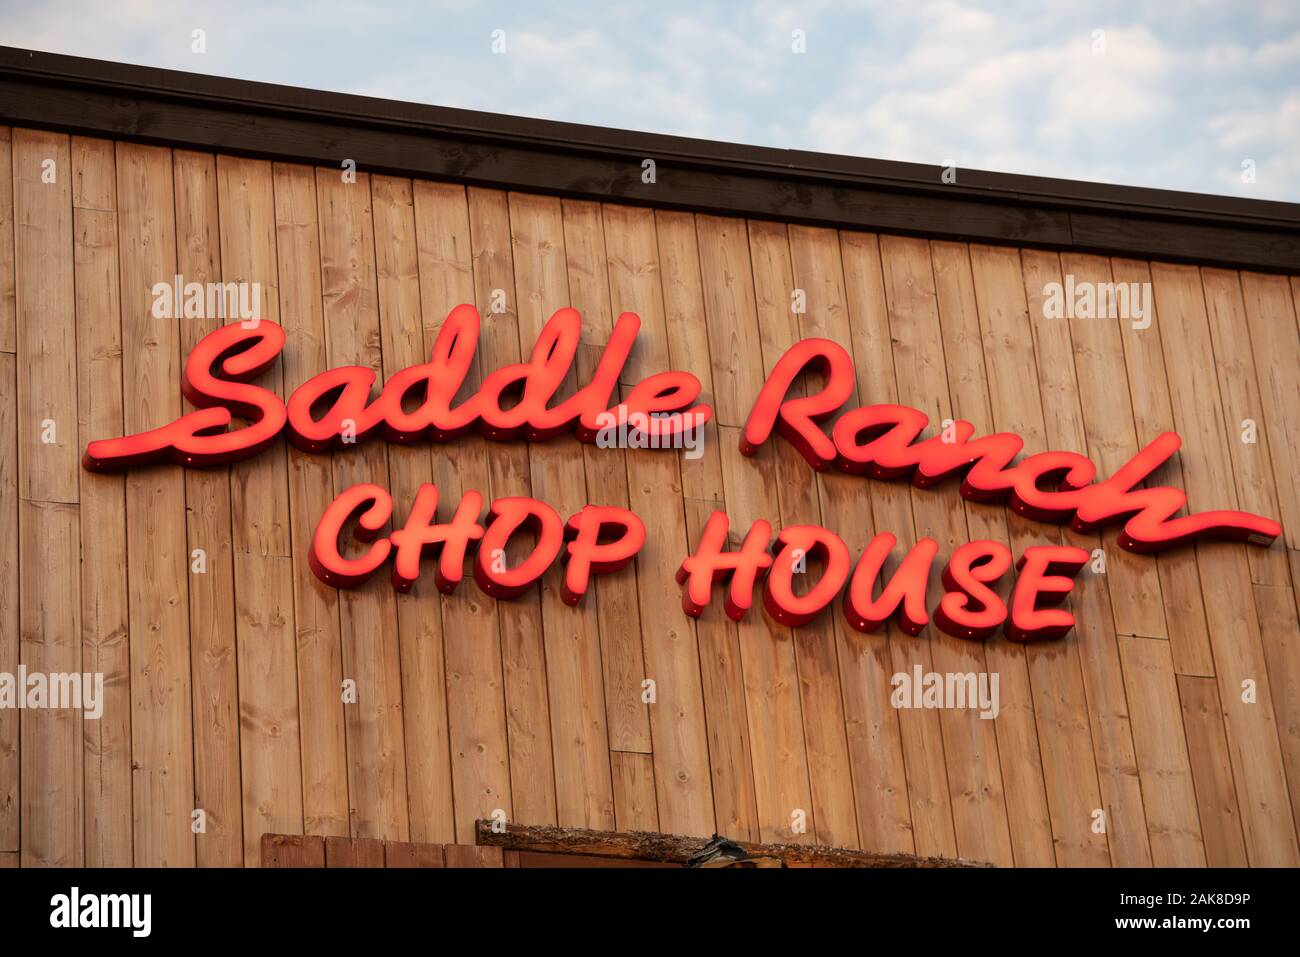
[1054,252,1167,638]
[698,213,815,845]
[716,423,816,845]
[835,231,917,857]
[1177,674,1249,866]
[1251,580,1300,839]
[0,131,10,853]
[566,200,654,759]
[117,142,195,867]
[15,129,77,503]
[602,204,720,836]
[15,128,82,866]
[173,149,243,866]
[655,210,742,839]
[930,239,1055,866]
[315,167,409,841]
[0,354,15,852]
[968,243,1108,866]
[19,500,82,865]
[1112,257,1216,677]
[15,127,83,865]
[879,234,1012,865]
[232,552,302,860]
[72,136,132,866]
[372,173,456,844]
[510,191,615,831]
[1151,261,1298,865]
[0,128,14,353]
[1202,269,1289,585]
[1118,636,1206,866]
[847,235,961,858]
[1026,249,1152,867]
[610,751,660,832]
[757,221,860,851]
[430,185,516,839]
[696,215,766,427]
[272,161,350,839]
[216,157,291,558]
[1235,271,1300,551]
[1211,270,1300,838]
[216,156,305,859]
[467,186,551,831]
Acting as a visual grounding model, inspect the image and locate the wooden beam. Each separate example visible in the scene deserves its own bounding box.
[474,820,991,868]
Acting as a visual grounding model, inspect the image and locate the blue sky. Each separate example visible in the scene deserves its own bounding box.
[3,0,1298,201]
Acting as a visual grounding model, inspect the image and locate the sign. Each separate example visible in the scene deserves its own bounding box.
[82,306,1282,642]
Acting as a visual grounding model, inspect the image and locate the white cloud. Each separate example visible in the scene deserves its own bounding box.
[1,0,1296,199]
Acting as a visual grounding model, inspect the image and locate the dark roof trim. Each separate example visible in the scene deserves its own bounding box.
[3,46,1298,272]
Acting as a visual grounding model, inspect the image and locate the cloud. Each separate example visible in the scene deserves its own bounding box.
[1,0,1297,199]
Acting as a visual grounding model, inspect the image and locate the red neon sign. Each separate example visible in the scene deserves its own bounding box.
[309,482,645,606]
[742,337,1281,554]
[82,306,711,471]
[82,307,1282,640]
[675,515,1090,642]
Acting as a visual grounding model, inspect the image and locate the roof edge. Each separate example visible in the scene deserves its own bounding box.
[2,45,1297,271]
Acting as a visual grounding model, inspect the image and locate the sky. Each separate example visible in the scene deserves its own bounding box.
[2,0,1298,201]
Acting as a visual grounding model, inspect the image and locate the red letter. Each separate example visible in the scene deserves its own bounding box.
[763,525,851,626]
[1074,432,1281,552]
[1005,545,1089,641]
[475,308,581,441]
[474,497,565,599]
[367,304,480,444]
[676,512,774,621]
[832,405,929,480]
[933,541,1012,640]
[285,365,377,453]
[844,533,937,635]
[562,506,647,605]
[84,319,287,470]
[742,338,854,470]
[309,483,393,588]
[388,484,485,594]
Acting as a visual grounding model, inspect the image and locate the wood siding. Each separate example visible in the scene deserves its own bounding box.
[2,127,1299,866]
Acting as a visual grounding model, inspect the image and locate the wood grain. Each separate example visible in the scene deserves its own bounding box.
[0,128,14,353]
[272,162,350,839]
[117,142,195,867]
[218,157,304,862]
[372,173,455,844]
[73,136,131,866]
[174,148,242,866]
[1152,262,1298,865]
[0,351,16,852]
[316,168,409,841]
[510,192,614,830]
[2,125,1298,868]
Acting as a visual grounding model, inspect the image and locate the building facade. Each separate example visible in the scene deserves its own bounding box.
[1,47,1299,868]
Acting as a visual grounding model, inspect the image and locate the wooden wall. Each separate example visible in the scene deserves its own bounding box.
[2,126,1299,867]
